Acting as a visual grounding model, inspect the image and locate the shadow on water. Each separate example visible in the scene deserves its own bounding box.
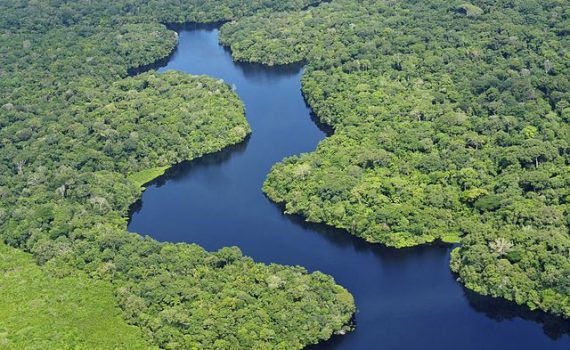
[128,137,250,220]
[128,25,570,349]
[152,138,249,189]
[269,198,448,260]
[308,108,335,137]
[165,22,227,32]
[165,22,308,81]
[464,289,570,341]
[220,47,307,80]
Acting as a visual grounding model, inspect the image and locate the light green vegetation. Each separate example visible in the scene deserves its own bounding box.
[0,0,355,349]
[220,0,570,318]
[0,243,156,350]
[441,234,462,245]
[128,166,169,188]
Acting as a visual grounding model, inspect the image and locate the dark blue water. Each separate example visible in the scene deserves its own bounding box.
[129,26,570,349]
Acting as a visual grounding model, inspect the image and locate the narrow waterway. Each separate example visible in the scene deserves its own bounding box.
[128,25,570,350]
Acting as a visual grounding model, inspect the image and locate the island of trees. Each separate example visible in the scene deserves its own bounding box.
[0,1,354,349]
[220,0,570,319]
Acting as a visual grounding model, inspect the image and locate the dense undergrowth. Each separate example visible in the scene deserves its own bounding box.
[220,0,570,318]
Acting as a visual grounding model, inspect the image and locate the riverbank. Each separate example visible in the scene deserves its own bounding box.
[130,26,570,350]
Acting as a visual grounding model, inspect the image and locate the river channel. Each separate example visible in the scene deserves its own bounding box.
[129,25,570,350]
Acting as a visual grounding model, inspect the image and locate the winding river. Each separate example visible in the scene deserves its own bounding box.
[128,25,570,349]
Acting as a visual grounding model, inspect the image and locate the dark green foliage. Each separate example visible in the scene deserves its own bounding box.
[220,0,570,317]
[0,0,326,32]
[0,0,354,349]
[473,194,502,212]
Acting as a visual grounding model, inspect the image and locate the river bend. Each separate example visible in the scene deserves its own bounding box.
[129,26,570,350]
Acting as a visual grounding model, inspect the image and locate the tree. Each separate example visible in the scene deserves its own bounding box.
[489,237,514,258]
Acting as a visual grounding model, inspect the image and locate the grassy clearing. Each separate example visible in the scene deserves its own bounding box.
[127,166,169,188]
[0,243,156,350]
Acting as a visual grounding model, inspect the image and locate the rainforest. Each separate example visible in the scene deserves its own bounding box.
[0,0,569,349]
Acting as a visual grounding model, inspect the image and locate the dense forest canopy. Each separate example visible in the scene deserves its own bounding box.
[2,0,569,347]
[0,0,355,349]
[220,0,570,318]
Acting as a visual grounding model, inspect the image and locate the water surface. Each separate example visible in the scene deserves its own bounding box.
[129,26,570,350]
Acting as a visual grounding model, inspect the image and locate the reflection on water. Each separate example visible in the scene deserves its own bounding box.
[464,289,570,341]
[129,25,570,350]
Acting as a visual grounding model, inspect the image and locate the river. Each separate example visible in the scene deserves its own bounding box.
[128,25,570,350]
